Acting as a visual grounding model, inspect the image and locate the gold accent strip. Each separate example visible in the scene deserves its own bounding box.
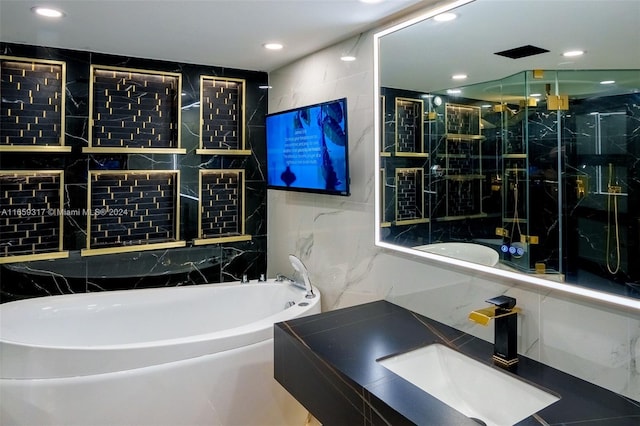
[492,355,519,367]
[195,149,251,156]
[435,213,488,222]
[379,152,391,157]
[0,251,69,264]
[444,134,485,140]
[197,169,203,240]
[395,218,429,226]
[85,168,93,250]
[380,94,386,154]
[90,64,182,78]
[82,147,187,154]
[81,241,186,257]
[60,60,66,146]
[88,169,178,176]
[394,152,429,158]
[175,171,181,240]
[58,171,65,251]
[0,146,71,152]
[380,167,386,224]
[469,306,522,326]
[88,64,96,150]
[193,235,252,246]
[0,55,65,66]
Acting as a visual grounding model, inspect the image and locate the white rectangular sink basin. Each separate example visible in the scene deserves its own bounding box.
[378,344,559,426]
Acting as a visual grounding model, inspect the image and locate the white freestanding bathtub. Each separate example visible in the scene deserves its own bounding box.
[0,280,321,426]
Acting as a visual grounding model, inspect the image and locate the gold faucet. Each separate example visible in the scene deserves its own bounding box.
[469,296,521,369]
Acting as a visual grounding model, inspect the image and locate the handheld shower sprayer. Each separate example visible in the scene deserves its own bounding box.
[288,254,315,299]
[606,163,621,274]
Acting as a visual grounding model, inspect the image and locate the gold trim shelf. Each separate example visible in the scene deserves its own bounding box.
[394,218,430,226]
[444,134,486,140]
[1,56,69,152]
[193,169,251,246]
[84,65,183,153]
[195,149,251,156]
[82,170,183,256]
[198,76,247,155]
[81,241,186,257]
[83,147,186,154]
[0,170,68,263]
[380,152,429,158]
[436,213,488,222]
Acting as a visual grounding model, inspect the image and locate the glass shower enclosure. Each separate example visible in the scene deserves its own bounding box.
[380,69,639,291]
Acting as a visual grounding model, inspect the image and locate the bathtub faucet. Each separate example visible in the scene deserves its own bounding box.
[286,255,316,299]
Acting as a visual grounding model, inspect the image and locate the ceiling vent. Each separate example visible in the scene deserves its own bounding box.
[494,45,549,59]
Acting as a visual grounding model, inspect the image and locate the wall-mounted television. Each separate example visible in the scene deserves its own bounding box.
[266,97,350,196]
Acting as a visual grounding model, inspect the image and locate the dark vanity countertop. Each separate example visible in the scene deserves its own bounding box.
[274,300,640,425]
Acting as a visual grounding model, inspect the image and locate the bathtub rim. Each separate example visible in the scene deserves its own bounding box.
[0,281,321,379]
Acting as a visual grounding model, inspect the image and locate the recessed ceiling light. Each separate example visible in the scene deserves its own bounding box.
[447,89,461,94]
[530,93,542,97]
[562,50,584,57]
[600,80,615,85]
[258,85,272,89]
[340,55,356,62]
[31,6,65,18]
[452,74,467,80]
[263,43,283,50]
[434,12,457,22]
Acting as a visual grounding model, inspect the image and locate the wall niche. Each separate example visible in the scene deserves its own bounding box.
[0,43,269,302]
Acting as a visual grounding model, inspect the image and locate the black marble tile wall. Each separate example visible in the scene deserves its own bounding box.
[395,168,423,222]
[445,104,480,135]
[201,77,243,150]
[1,58,65,147]
[91,68,179,149]
[0,171,63,256]
[87,171,178,248]
[0,42,269,302]
[395,98,422,153]
[200,170,243,238]
[445,179,481,217]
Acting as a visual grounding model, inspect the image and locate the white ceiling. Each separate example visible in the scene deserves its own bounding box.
[380,0,640,100]
[0,0,426,72]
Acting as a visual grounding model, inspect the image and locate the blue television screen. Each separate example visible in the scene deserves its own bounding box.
[266,98,350,196]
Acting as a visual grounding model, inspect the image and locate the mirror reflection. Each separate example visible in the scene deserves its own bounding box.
[376,0,640,300]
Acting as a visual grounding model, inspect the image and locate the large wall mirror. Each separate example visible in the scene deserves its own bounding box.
[374,0,640,308]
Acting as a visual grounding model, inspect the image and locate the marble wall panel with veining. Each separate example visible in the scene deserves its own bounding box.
[267,31,640,402]
[0,42,269,302]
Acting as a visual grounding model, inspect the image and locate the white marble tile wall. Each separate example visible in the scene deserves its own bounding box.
[266,32,640,401]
